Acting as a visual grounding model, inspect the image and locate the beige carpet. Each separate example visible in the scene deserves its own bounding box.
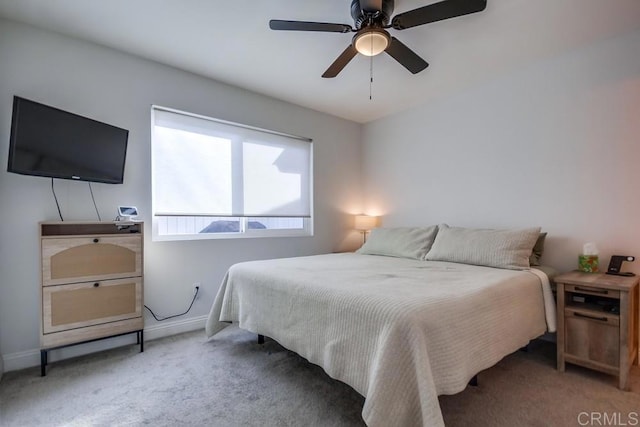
[0,326,638,426]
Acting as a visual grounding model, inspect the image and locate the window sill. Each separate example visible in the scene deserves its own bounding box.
[152,229,313,242]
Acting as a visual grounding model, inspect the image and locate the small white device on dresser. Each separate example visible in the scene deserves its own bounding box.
[117,206,138,222]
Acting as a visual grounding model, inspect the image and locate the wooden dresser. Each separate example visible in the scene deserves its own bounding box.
[39,221,144,375]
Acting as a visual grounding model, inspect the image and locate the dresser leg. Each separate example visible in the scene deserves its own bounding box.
[258,334,265,344]
[40,350,47,377]
[139,330,144,352]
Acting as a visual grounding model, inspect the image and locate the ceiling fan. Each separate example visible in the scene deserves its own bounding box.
[269,0,487,78]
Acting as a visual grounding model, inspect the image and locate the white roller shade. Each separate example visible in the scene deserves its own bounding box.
[152,107,312,218]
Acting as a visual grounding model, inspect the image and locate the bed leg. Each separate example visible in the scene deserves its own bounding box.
[468,375,478,387]
[257,334,265,344]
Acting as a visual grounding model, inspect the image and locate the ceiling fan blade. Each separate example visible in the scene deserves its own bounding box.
[385,37,429,74]
[360,0,383,13]
[322,45,358,78]
[391,0,487,30]
[269,20,352,33]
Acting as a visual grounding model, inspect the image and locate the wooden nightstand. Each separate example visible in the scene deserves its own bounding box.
[556,271,639,390]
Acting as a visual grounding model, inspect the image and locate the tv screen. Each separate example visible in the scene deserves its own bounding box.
[7,96,129,184]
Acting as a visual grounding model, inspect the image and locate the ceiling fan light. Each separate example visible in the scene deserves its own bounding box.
[354,30,390,56]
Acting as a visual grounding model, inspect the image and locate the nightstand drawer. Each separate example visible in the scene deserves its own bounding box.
[565,310,619,367]
[565,284,620,299]
[564,307,619,326]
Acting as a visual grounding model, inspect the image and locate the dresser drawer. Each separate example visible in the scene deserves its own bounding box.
[42,277,143,334]
[42,235,142,285]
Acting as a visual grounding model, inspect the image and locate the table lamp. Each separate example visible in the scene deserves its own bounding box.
[355,215,377,244]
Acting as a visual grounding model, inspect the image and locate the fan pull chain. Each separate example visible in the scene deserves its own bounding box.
[369,36,374,100]
[370,56,374,100]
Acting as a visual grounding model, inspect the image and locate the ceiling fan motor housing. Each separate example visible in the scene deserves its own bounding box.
[351,0,395,29]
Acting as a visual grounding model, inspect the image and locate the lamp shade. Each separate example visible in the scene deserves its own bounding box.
[355,215,378,231]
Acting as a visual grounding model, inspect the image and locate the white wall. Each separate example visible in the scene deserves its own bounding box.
[0,19,362,371]
[363,30,640,274]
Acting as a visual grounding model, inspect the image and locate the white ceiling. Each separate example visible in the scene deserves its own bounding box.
[1,0,639,123]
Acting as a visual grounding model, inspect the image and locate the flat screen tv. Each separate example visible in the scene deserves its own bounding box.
[7,96,129,184]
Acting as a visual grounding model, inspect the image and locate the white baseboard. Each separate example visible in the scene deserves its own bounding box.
[2,348,40,374]
[144,314,207,341]
[1,315,207,374]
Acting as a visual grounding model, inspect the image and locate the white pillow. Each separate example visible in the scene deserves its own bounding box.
[356,226,438,260]
[425,224,541,270]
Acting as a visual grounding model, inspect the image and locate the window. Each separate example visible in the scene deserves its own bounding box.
[151,106,313,240]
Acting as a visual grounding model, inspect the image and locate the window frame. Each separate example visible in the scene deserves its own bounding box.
[150,105,314,242]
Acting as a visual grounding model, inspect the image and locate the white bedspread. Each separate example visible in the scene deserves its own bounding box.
[206,253,556,427]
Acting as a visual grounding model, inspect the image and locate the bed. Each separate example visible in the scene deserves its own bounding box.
[205,225,556,427]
